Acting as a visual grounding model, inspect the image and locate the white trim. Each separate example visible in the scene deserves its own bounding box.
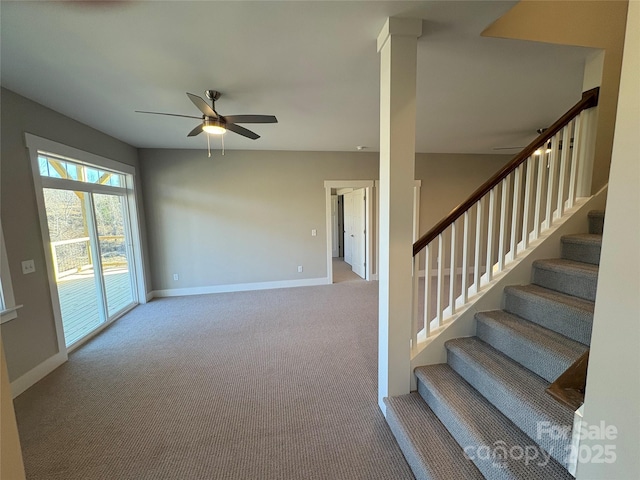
[152,277,329,298]
[40,176,128,196]
[25,133,135,175]
[10,350,67,399]
[146,292,154,302]
[27,146,68,357]
[0,305,24,324]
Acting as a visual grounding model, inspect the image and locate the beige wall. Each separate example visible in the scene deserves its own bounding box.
[415,153,511,235]
[0,88,148,382]
[140,149,511,291]
[139,149,379,290]
[578,1,639,477]
[482,0,629,193]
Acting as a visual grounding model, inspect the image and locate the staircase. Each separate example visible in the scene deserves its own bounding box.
[385,210,604,479]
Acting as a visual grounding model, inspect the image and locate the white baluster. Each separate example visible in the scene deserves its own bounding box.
[557,122,573,217]
[436,233,444,328]
[568,114,582,208]
[498,176,510,272]
[486,189,496,282]
[461,211,470,304]
[533,146,547,240]
[522,157,534,249]
[449,221,457,316]
[545,132,560,229]
[473,198,484,293]
[412,254,419,348]
[423,244,432,337]
[510,165,522,260]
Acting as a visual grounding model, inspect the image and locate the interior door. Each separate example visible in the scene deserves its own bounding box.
[343,192,354,265]
[351,189,366,279]
[331,195,339,258]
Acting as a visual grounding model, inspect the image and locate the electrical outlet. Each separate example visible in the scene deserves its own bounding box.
[297,266,303,273]
[311,229,317,237]
[21,259,35,274]
[173,274,179,281]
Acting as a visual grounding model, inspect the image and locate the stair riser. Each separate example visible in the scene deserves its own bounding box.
[503,290,593,345]
[561,242,601,265]
[475,316,573,383]
[532,267,597,302]
[446,347,572,468]
[588,213,604,235]
[385,405,433,480]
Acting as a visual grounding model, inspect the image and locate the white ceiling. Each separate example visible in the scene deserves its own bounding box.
[0,1,594,153]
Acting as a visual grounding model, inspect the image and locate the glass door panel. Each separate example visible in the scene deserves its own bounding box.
[43,188,102,346]
[93,193,135,316]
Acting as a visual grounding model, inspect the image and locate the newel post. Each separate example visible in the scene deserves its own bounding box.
[377,17,422,413]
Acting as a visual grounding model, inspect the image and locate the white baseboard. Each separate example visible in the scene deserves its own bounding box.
[11,350,67,399]
[145,291,154,302]
[152,277,330,298]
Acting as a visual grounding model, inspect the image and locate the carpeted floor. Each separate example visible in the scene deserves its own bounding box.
[14,281,414,480]
[332,257,364,283]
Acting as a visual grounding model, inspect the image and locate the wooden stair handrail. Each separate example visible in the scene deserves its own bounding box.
[413,87,600,257]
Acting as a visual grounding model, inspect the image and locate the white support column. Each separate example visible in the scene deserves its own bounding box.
[377,17,422,413]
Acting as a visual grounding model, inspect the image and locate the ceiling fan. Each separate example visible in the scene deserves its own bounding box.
[136,90,277,140]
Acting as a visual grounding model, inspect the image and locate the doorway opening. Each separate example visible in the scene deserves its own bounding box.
[324,181,375,284]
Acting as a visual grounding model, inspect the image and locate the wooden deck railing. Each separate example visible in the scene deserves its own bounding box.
[411,88,600,347]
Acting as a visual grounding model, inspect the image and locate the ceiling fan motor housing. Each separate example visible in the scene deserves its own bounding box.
[205,90,221,101]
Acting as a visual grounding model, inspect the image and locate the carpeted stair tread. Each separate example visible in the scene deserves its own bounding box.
[588,210,605,235]
[475,310,588,382]
[384,393,484,480]
[561,233,602,265]
[445,337,574,467]
[415,364,574,480]
[532,258,598,301]
[504,284,594,345]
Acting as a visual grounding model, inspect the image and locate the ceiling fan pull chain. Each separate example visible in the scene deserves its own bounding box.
[207,133,212,158]
[222,134,225,155]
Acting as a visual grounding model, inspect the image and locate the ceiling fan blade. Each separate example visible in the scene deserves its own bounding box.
[187,124,203,137]
[136,110,201,119]
[186,93,217,118]
[226,123,260,140]
[222,115,278,124]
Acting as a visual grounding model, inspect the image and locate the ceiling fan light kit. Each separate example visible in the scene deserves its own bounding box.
[202,118,226,135]
[136,90,278,154]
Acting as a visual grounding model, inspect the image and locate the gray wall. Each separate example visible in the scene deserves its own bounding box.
[415,153,511,236]
[140,149,511,291]
[139,149,379,290]
[0,88,148,381]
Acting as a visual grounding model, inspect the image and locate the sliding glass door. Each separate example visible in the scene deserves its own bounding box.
[38,155,138,348]
[93,193,134,317]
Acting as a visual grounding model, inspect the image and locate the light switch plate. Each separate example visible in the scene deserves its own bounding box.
[22,259,36,274]
[311,229,317,236]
